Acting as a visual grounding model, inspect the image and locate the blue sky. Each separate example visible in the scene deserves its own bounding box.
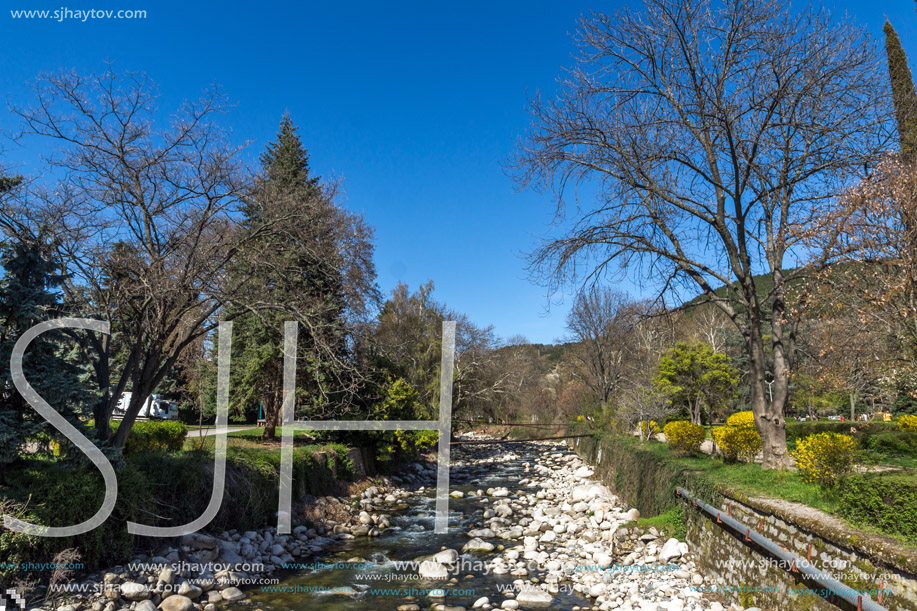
[1,0,914,344]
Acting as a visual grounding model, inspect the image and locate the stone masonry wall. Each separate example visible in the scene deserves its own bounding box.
[680,493,916,611]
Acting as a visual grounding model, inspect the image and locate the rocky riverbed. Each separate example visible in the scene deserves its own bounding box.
[41,436,764,611]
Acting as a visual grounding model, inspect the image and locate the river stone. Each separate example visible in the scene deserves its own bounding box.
[220,587,246,602]
[472,597,490,608]
[158,596,193,611]
[397,606,420,611]
[418,560,450,579]
[433,549,459,564]
[467,528,495,538]
[157,568,174,585]
[462,538,495,553]
[177,582,202,599]
[516,586,553,606]
[574,466,594,478]
[179,533,218,550]
[500,601,519,609]
[120,583,150,601]
[136,601,157,611]
[658,538,682,562]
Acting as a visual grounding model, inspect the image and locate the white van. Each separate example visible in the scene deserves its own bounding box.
[113,392,175,420]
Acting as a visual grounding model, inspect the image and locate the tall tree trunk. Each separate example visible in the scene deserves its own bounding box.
[748,311,789,469]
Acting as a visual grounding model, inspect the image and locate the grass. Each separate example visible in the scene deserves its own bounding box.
[619,436,840,513]
[635,506,687,541]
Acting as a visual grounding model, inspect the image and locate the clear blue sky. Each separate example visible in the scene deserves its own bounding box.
[1,0,913,344]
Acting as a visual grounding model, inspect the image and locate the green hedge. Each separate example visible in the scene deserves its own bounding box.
[837,472,917,542]
[863,431,917,457]
[785,420,898,442]
[117,420,188,454]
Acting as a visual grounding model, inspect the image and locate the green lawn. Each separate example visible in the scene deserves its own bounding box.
[623,437,840,513]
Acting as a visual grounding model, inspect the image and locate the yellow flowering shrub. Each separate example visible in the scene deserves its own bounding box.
[639,420,660,439]
[663,420,705,455]
[726,410,756,428]
[792,432,856,486]
[712,424,762,462]
[898,414,917,432]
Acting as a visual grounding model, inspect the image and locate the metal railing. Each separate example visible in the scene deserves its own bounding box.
[676,486,889,611]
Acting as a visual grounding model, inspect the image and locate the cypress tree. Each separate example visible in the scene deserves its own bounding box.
[884,21,917,159]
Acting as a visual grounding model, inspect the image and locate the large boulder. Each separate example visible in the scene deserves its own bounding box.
[418,560,450,580]
[120,583,150,602]
[516,586,553,606]
[158,595,193,611]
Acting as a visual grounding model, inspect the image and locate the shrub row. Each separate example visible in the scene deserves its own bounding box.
[785,420,897,442]
[119,420,188,454]
[837,471,917,542]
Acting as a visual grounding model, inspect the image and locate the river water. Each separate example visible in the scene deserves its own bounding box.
[236,441,592,610]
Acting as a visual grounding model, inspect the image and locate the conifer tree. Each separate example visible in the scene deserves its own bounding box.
[229,115,374,438]
[0,236,94,483]
[885,21,917,158]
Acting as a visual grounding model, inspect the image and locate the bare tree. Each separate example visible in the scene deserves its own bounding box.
[510,0,891,468]
[0,69,255,448]
[564,287,642,406]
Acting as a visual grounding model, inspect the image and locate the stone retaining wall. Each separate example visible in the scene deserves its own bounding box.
[567,434,917,611]
[681,493,917,611]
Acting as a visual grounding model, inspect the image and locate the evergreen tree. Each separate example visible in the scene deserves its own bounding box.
[229,115,368,438]
[884,21,917,159]
[0,236,94,484]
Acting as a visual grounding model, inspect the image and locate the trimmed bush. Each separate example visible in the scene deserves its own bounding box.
[712,424,762,462]
[786,420,896,442]
[726,410,756,428]
[864,431,917,458]
[837,472,917,542]
[117,420,188,455]
[663,421,705,456]
[792,432,856,486]
[898,414,917,432]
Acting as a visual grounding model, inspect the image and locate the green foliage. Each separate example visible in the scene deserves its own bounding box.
[636,506,686,541]
[2,459,148,582]
[712,424,762,463]
[374,282,444,419]
[654,341,739,425]
[786,420,897,441]
[0,237,96,480]
[370,377,438,463]
[884,20,917,157]
[792,433,857,487]
[838,472,917,541]
[864,431,917,458]
[119,420,188,454]
[663,420,705,455]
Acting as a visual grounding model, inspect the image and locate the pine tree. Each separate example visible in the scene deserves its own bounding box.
[229,115,353,438]
[0,237,94,484]
[884,21,917,159]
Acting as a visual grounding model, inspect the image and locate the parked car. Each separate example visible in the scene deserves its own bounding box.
[113,392,175,420]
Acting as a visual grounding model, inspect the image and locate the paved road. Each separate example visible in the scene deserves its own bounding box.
[185,426,259,437]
